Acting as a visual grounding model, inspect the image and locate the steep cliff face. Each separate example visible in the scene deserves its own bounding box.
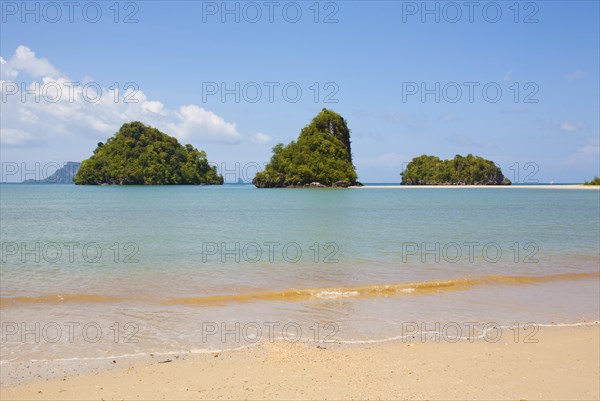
[253,109,359,188]
[306,108,353,164]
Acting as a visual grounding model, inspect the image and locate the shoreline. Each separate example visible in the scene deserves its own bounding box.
[2,324,598,400]
[352,184,600,189]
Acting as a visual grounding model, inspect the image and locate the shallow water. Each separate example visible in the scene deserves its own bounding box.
[1,184,599,366]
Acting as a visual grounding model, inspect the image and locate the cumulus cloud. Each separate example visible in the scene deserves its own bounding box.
[142,100,165,115]
[251,132,271,144]
[167,105,240,143]
[3,46,58,78]
[560,121,585,132]
[0,45,242,148]
[0,56,19,79]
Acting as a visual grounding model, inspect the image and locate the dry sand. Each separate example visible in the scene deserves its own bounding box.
[353,184,599,189]
[1,324,598,400]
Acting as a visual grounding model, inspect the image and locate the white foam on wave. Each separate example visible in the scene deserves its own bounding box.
[1,344,261,365]
[334,321,600,345]
[314,291,360,299]
[2,322,597,365]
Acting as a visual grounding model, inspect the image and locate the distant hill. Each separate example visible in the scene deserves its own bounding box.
[253,109,359,188]
[23,162,81,184]
[74,122,223,185]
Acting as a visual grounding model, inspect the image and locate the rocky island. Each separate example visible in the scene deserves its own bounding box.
[253,109,360,188]
[74,122,223,185]
[401,154,511,185]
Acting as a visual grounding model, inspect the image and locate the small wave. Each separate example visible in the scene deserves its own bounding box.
[1,272,597,307]
[155,272,600,305]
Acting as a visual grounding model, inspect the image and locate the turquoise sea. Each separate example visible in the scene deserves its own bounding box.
[1,184,599,375]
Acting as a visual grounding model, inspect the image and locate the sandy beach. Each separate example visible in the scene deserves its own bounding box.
[2,324,598,400]
[353,184,600,189]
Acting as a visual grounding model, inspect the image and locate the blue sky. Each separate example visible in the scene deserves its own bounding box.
[1,0,598,183]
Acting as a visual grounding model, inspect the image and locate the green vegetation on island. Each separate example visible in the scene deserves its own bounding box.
[401,154,511,185]
[583,176,600,185]
[253,109,359,188]
[74,122,223,185]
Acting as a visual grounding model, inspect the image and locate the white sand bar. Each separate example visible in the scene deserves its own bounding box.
[352,185,599,190]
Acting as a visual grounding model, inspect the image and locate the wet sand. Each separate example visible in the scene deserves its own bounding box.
[2,324,598,400]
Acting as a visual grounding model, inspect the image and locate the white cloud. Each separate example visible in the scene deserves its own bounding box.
[566,70,586,80]
[503,70,513,81]
[0,45,242,148]
[17,107,39,123]
[567,138,600,165]
[0,128,42,147]
[560,121,585,132]
[251,132,271,144]
[142,100,165,115]
[5,46,59,78]
[0,56,19,79]
[166,105,240,143]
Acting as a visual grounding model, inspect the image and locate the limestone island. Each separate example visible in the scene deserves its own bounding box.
[74,122,223,185]
[401,154,511,185]
[253,109,360,188]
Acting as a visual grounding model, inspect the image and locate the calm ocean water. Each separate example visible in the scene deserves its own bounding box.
[1,184,599,368]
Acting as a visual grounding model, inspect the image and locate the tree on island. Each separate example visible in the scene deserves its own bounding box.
[74,122,223,185]
[401,154,511,185]
[583,177,600,185]
[253,109,359,188]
